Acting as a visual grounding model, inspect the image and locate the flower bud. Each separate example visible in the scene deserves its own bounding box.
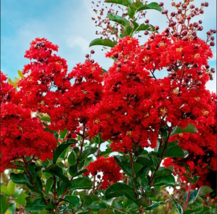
[210,42,215,46]
[211,68,215,73]
[196,81,202,86]
[204,2,209,7]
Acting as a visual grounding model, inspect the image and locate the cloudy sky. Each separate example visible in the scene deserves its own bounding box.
[1,0,216,92]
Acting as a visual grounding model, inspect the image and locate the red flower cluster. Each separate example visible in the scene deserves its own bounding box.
[0,72,15,103]
[0,102,56,172]
[88,37,160,152]
[84,156,122,189]
[16,38,103,136]
[142,33,212,73]
[49,60,103,134]
[88,33,214,153]
[1,69,57,172]
[16,38,70,112]
[163,88,216,187]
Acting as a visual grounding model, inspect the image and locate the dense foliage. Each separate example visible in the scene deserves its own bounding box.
[0,0,216,213]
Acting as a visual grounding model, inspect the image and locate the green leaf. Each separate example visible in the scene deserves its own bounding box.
[68,150,77,166]
[153,175,175,186]
[0,195,10,214]
[8,203,16,214]
[45,177,54,194]
[10,173,33,187]
[17,70,24,78]
[1,186,10,195]
[135,24,155,32]
[61,196,80,205]
[159,141,184,158]
[105,0,131,7]
[53,140,76,163]
[198,186,213,197]
[149,152,160,168]
[80,193,93,206]
[171,124,198,136]
[131,21,139,31]
[14,192,27,206]
[122,26,133,37]
[136,155,151,166]
[136,196,152,207]
[105,183,136,201]
[35,176,43,192]
[189,176,200,184]
[40,210,49,214]
[98,210,114,214]
[25,204,47,211]
[85,157,93,167]
[114,155,132,176]
[81,147,98,160]
[39,116,50,122]
[69,164,78,177]
[102,69,108,74]
[137,2,162,13]
[127,2,143,18]
[136,174,148,187]
[171,196,183,214]
[89,38,117,48]
[108,13,130,26]
[76,169,88,177]
[45,164,71,187]
[146,201,168,211]
[134,163,143,174]
[184,190,198,205]
[69,177,92,190]
[145,188,159,198]
[57,180,67,197]
[155,167,173,177]
[14,188,23,198]
[60,129,68,139]
[184,206,204,214]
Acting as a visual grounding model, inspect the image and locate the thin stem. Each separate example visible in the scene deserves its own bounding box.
[184,183,192,211]
[53,176,59,214]
[72,203,84,214]
[22,157,48,206]
[150,70,157,80]
[129,152,138,199]
[77,124,86,168]
[97,143,101,157]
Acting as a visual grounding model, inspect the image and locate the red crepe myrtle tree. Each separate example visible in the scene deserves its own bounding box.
[0,0,216,213]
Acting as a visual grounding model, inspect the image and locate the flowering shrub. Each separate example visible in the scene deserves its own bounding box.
[0,0,216,214]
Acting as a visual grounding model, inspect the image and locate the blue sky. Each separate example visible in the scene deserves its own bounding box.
[1,0,216,92]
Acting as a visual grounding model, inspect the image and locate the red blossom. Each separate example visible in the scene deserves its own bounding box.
[0,102,57,172]
[84,156,122,189]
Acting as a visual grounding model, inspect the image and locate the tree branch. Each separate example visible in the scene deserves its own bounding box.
[129,152,139,199]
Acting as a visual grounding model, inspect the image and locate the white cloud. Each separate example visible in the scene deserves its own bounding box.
[67,37,89,52]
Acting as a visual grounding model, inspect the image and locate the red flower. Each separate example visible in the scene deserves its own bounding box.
[49,60,103,134]
[16,38,69,112]
[88,37,160,152]
[0,102,57,172]
[84,156,122,189]
[0,72,15,103]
